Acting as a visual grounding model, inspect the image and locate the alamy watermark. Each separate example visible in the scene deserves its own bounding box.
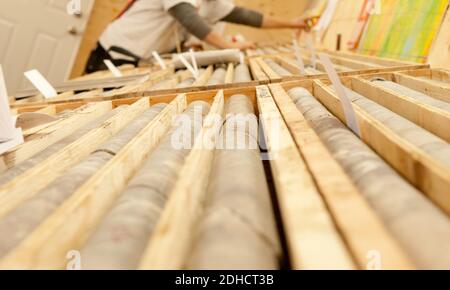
[366,250,382,270]
[66,250,81,270]
[169,105,280,161]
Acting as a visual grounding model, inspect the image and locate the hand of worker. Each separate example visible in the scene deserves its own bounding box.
[290,17,310,30]
[230,40,256,51]
[261,15,311,31]
[204,31,256,51]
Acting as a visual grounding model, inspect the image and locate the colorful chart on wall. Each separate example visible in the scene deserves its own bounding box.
[358,0,449,63]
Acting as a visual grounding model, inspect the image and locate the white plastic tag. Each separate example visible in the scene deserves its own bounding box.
[319,53,361,137]
[189,49,199,76]
[152,51,167,70]
[24,69,58,99]
[103,60,123,77]
[0,65,24,154]
[178,54,199,79]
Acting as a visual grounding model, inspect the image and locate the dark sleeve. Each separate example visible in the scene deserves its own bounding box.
[168,3,212,40]
[220,6,264,28]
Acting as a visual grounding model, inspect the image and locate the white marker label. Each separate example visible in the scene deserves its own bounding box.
[293,39,306,75]
[189,49,199,76]
[0,65,23,153]
[152,51,167,70]
[319,53,361,137]
[103,60,123,78]
[0,66,14,139]
[178,54,199,79]
[24,69,58,99]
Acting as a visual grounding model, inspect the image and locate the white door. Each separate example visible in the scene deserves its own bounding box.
[0,0,93,94]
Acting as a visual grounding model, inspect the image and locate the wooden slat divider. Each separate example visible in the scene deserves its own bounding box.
[138,91,224,270]
[313,80,450,216]
[253,85,355,270]
[270,83,414,270]
[0,98,150,222]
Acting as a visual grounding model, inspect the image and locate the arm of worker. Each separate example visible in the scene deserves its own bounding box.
[220,7,309,30]
[168,3,255,50]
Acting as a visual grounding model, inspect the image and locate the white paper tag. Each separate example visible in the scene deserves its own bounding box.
[189,49,199,76]
[152,51,167,70]
[0,66,17,141]
[306,35,317,70]
[178,54,199,79]
[292,39,306,75]
[319,53,361,137]
[103,60,123,77]
[0,65,24,153]
[24,69,58,99]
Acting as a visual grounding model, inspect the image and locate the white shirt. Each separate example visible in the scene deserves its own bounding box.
[99,0,235,59]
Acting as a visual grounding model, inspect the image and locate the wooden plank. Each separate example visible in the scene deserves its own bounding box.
[324,50,417,67]
[431,69,450,81]
[63,89,103,102]
[1,102,112,169]
[393,73,450,103]
[256,58,281,80]
[22,119,60,138]
[270,83,414,270]
[252,85,355,270]
[176,69,194,82]
[0,98,150,222]
[138,91,224,270]
[0,95,186,270]
[249,58,269,82]
[224,63,234,84]
[35,105,57,115]
[313,80,450,216]
[193,65,214,86]
[326,54,380,70]
[350,77,450,142]
[275,56,303,75]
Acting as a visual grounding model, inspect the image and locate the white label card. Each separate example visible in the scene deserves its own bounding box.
[152,51,167,70]
[178,54,199,79]
[189,49,199,76]
[103,60,123,78]
[0,66,14,140]
[0,65,24,153]
[319,53,361,137]
[24,69,58,99]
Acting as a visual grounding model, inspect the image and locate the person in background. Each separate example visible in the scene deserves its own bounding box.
[85,0,310,73]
